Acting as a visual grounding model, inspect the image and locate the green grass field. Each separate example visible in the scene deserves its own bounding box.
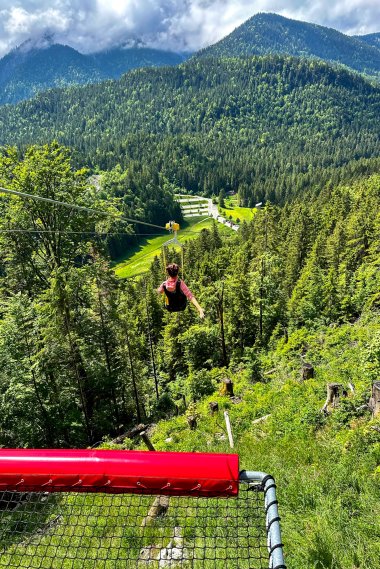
[219,195,256,223]
[113,217,230,279]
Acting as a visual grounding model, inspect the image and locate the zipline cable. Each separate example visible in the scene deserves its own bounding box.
[0,186,166,231]
[120,226,215,270]
[0,229,199,236]
[0,229,166,236]
[0,186,215,234]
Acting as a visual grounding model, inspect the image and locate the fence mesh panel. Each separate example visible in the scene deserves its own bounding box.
[0,484,269,569]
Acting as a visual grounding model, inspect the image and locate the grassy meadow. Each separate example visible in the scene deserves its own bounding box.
[113,217,231,279]
[219,195,256,224]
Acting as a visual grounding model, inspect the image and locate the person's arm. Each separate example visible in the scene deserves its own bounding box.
[180,280,204,318]
[191,296,205,319]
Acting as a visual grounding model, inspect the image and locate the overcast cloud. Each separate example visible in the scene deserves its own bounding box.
[0,0,379,58]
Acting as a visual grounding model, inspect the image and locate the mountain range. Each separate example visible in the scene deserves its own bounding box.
[0,38,187,105]
[354,32,380,50]
[1,13,379,107]
[1,11,380,206]
[197,13,380,80]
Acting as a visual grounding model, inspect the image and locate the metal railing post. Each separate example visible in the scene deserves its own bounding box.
[240,470,286,569]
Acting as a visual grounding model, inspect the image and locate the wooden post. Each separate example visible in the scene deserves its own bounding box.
[320,383,343,413]
[224,411,234,448]
[139,430,170,529]
[140,431,155,451]
[302,363,314,381]
[209,402,219,414]
[141,496,170,527]
[369,381,380,417]
[220,378,234,397]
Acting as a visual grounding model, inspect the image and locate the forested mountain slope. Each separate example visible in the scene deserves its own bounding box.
[1,56,380,205]
[355,32,380,50]
[196,13,380,80]
[91,47,186,78]
[0,41,186,105]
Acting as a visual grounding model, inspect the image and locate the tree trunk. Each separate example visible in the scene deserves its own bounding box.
[143,279,159,400]
[259,256,264,341]
[124,326,142,423]
[369,381,380,417]
[217,283,228,367]
[140,431,155,451]
[59,286,94,445]
[21,318,54,446]
[95,267,121,428]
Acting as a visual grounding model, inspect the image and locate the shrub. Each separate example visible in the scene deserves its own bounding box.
[185,369,216,401]
[179,324,223,371]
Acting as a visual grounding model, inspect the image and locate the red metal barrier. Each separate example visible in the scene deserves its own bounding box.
[0,449,239,496]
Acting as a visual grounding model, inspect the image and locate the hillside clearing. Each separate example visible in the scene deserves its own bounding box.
[219,196,256,223]
[113,217,232,278]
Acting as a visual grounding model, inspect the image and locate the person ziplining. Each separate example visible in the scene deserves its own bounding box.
[158,220,204,318]
[157,263,205,318]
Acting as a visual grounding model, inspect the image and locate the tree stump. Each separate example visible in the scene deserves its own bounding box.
[209,402,219,414]
[321,383,344,414]
[220,378,234,397]
[302,363,314,381]
[187,415,197,430]
[369,381,380,417]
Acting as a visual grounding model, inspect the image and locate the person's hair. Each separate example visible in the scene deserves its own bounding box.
[166,263,179,277]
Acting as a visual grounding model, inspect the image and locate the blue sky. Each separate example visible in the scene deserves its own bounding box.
[0,0,379,57]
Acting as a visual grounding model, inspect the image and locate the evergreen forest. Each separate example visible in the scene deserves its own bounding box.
[1,56,380,208]
[0,18,379,568]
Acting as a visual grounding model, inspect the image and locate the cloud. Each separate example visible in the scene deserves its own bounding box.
[0,0,379,58]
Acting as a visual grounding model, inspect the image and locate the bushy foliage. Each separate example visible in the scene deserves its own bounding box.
[179,324,223,371]
[185,369,216,401]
